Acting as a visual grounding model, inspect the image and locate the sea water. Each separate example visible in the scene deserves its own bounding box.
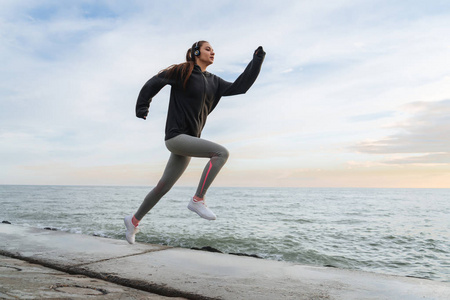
[1,185,449,282]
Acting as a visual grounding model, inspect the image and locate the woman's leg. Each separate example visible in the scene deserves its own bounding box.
[134,153,191,221]
[125,153,190,244]
[165,134,229,199]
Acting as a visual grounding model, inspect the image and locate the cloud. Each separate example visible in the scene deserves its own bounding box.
[353,99,450,164]
[1,1,450,187]
[347,111,395,122]
[384,153,450,165]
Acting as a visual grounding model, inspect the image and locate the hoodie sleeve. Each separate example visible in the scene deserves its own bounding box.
[219,46,266,97]
[135,71,170,119]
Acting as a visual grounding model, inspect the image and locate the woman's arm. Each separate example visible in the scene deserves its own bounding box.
[135,72,170,119]
[219,46,266,97]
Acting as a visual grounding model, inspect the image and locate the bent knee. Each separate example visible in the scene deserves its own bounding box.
[215,147,229,162]
[223,148,230,160]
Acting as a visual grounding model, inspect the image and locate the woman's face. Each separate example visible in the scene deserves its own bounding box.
[197,42,215,66]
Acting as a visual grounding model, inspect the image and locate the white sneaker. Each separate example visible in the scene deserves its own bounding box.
[124,215,139,244]
[187,198,217,220]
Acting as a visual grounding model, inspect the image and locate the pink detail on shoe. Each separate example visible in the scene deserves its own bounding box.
[193,196,203,202]
[132,215,140,227]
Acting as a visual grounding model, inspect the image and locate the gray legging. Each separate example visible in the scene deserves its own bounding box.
[134,134,229,220]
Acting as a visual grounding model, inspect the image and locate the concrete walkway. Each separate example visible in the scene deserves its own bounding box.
[0,254,186,299]
[0,224,449,300]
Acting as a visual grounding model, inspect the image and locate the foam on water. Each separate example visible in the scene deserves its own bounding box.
[1,185,449,282]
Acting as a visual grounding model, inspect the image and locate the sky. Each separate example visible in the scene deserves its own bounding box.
[1,0,450,188]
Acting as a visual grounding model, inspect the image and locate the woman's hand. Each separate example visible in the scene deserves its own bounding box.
[254,46,265,56]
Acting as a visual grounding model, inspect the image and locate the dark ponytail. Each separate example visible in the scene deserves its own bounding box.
[160,41,207,89]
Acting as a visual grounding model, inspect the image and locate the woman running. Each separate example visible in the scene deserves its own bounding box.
[124,41,265,244]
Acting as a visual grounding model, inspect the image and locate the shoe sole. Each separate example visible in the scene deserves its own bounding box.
[188,204,216,220]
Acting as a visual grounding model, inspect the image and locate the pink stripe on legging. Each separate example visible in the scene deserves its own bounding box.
[200,161,213,195]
